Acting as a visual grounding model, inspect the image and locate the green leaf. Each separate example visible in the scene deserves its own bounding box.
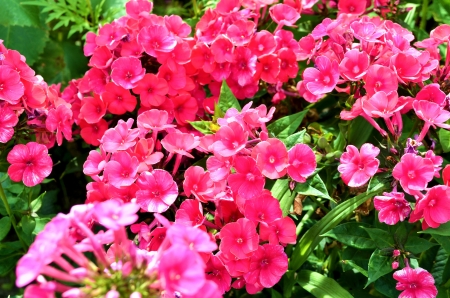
[439,129,450,153]
[433,234,450,255]
[361,227,395,248]
[269,179,295,216]
[419,222,450,236]
[190,120,213,134]
[271,289,283,298]
[267,110,308,140]
[347,116,374,147]
[0,253,20,276]
[289,183,386,271]
[0,0,41,27]
[366,249,393,287]
[20,216,35,236]
[295,174,333,201]
[0,217,11,242]
[404,236,438,254]
[344,260,368,277]
[217,81,240,114]
[283,130,307,149]
[30,192,45,213]
[322,222,376,250]
[0,24,48,65]
[374,274,398,298]
[297,270,354,298]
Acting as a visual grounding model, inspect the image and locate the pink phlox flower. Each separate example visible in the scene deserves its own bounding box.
[46,104,74,146]
[364,65,398,97]
[251,138,288,179]
[96,24,127,50]
[302,55,339,95]
[244,244,288,289]
[0,65,24,104]
[183,166,215,203]
[216,0,241,14]
[219,218,259,259]
[274,29,301,55]
[164,15,191,38]
[211,35,235,63]
[159,245,206,296]
[226,78,259,100]
[277,48,299,82]
[2,49,36,82]
[84,67,110,94]
[158,64,187,95]
[231,47,257,87]
[126,0,153,18]
[243,104,275,131]
[415,84,446,106]
[7,142,53,187]
[132,73,168,107]
[79,94,107,124]
[131,138,164,172]
[269,4,300,29]
[256,54,280,84]
[213,121,248,157]
[93,200,140,231]
[206,254,232,294]
[101,119,140,153]
[287,144,316,183]
[393,267,437,298]
[89,45,114,70]
[218,250,250,278]
[392,153,435,195]
[430,24,450,44]
[390,53,422,84]
[226,20,256,47]
[374,192,411,225]
[136,169,178,213]
[191,43,216,73]
[84,32,97,56]
[104,151,139,188]
[109,183,139,203]
[161,132,200,158]
[175,199,204,227]
[171,93,198,125]
[413,100,450,141]
[425,150,443,178]
[166,224,217,253]
[83,146,110,176]
[79,119,108,147]
[111,57,145,89]
[297,80,324,103]
[138,25,177,57]
[244,192,282,224]
[297,34,318,62]
[156,41,191,72]
[338,143,380,187]
[339,49,369,81]
[248,30,276,58]
[0,105,18,143]
[350,19,386,42]
[137,109,175,137]
[409,185,450,230]
[130,221,152,249]
[338,0,367,14]
[206,154,233,182]
[102,82,137,115]
[217,102,253,127]
[228,156,265,200]
[259,216,297,245]
[120,38,144,58]
[147,226,167,251]
[86,181,111,203]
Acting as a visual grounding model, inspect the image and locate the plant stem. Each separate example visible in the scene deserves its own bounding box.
[296,207,315,235]
[419,0,429,30]
[192,0,200,17]
[0,182,28,251]
[309,196,330,214]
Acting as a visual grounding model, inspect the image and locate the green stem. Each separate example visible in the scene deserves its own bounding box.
[296,207,315,235]
[191,0,200,17]
[86,0,95,22]
[309,196,330,214]
[419,0,429,30]
[0,182,28,251]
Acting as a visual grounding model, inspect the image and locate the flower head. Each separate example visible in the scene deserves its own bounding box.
[393,267,437,298]
[338,143,380,187]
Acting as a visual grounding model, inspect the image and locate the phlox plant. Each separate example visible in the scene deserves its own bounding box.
[2,0,450,297]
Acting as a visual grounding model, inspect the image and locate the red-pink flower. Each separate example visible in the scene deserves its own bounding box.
[161,132,200,158]
[172,93,198,125]
[213,122,248,157]
[183,166,214,202]
[79,95,107,124]
[227,20,255,46]
[339,49,369,81]
[96,24,127,50]
[338,0,366,14]
[132,73,168,107]
[392,153,434,194]
[413,100,450,142]
[219,218,259,259]
[206,255,232,294]
[0,65,24,104]
[206,154,233,182]
[269,4,300,28]
[136,169,178,213]
[175,199,204,226]
[211,35,234,63]
[79,119,108,147]
[231,47,257,87]
[93,200,140,231]
[104,152,139,188]
[259,217,297,246]
[374,192,411,225]
[110,57,145,89]
[256,54,280,84]
[251,138,288,179]
[244,244,288,288]
[138,25,177,57]
[101,119,140,153]
[102,82,137,115]
[126,0,153,18]
[364,65,398,97]
[338,143,380,187]
[7,142,53,187]
[287,144,316,183]
[393,267,437,298]
[244,193,282,224]
[0,105,18,143]
[409,185,450,230]
[46,105,73,146]
[302,56,339,95]
[228,156,265,199]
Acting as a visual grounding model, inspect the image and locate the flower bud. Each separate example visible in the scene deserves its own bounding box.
[392,261,399,270]
[317,137,328,149]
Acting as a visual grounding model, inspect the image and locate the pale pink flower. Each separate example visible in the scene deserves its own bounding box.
[136,169,178,213]
[302,56,339,95]
[251,138,288,179]
[338,143,380,187]
[0,105,18,143]
[287,144,316,183]
[409,185,450,230]
[393,267,437,298]
[374,192,411,225]
[392,153,434,195]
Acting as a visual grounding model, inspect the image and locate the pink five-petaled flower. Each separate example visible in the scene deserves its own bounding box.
[252,138,289,179]
[392,153,434,195]
[302,56,339,95]
[413,100,450,142]
[338,0,366,14]
[227,156,265,199]
[101,82,137,115]
[166,224,217,253]
[93,200,140,231]
[101,119,140,153]
[110,57,145,89]
[409,185,450,230]
[219,218,259,259]
[364,65,398,97]
[104,151,139,188]
[183,166,214,203]
[79,94,107,124]
[287,144,316,183]
[7,142,53,187]
[45,104,73,146]
[259,217,297,246]
[132,73,168,107]
[136,169,178,213]
[138,25,177,57]
[374,192,411,225]
[0,105,18,143]
[213,122,248,157]
[339,49,370,81]
[245,244,288,289]
[161,132,200,159]
[338,143,380,188]
[393,267,437,298]
[244,193,282,224]
[0,65,24,104]
[269,4,300,28]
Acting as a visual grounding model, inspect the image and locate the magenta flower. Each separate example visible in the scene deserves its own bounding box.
[132,73,168,107]
[269,4,300,28]
[302,56,339,95]
[287,144,316,183]
[45,104,73,146]
[338,143,380,187]
[93,200,140,231]
[244,193,282,224]
[0,105,18,143]
[338,0,366,14]
[228,156,265,199]
[206,255,232,294]
[101,119,140,153]
[413,100,450,142]
[110,57,145,89]
[409,185,450,230]
[374,192,411,225]
[248,31,276,58]
[102,82,137,115]
[206,154,233,182]
[393,267,437,298]
[231,47,257,87]
[175,199,204,226]
[252,138,289,179]
[219,218,259,259]
[79,94,107,124]
[0,65,24,104]
[161,132,200,158]
[339,49,369,81]
[166,224,217,253]
[364,65,398,97]
[226,20,255,46]
[7,142,53,187]
[136,169,178,213]
[259,217,297,246]
[183,166,214,203]
[213,122,248,157]
[138,25,177,57]
[392,153,434,195]
[104,151,139,188]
